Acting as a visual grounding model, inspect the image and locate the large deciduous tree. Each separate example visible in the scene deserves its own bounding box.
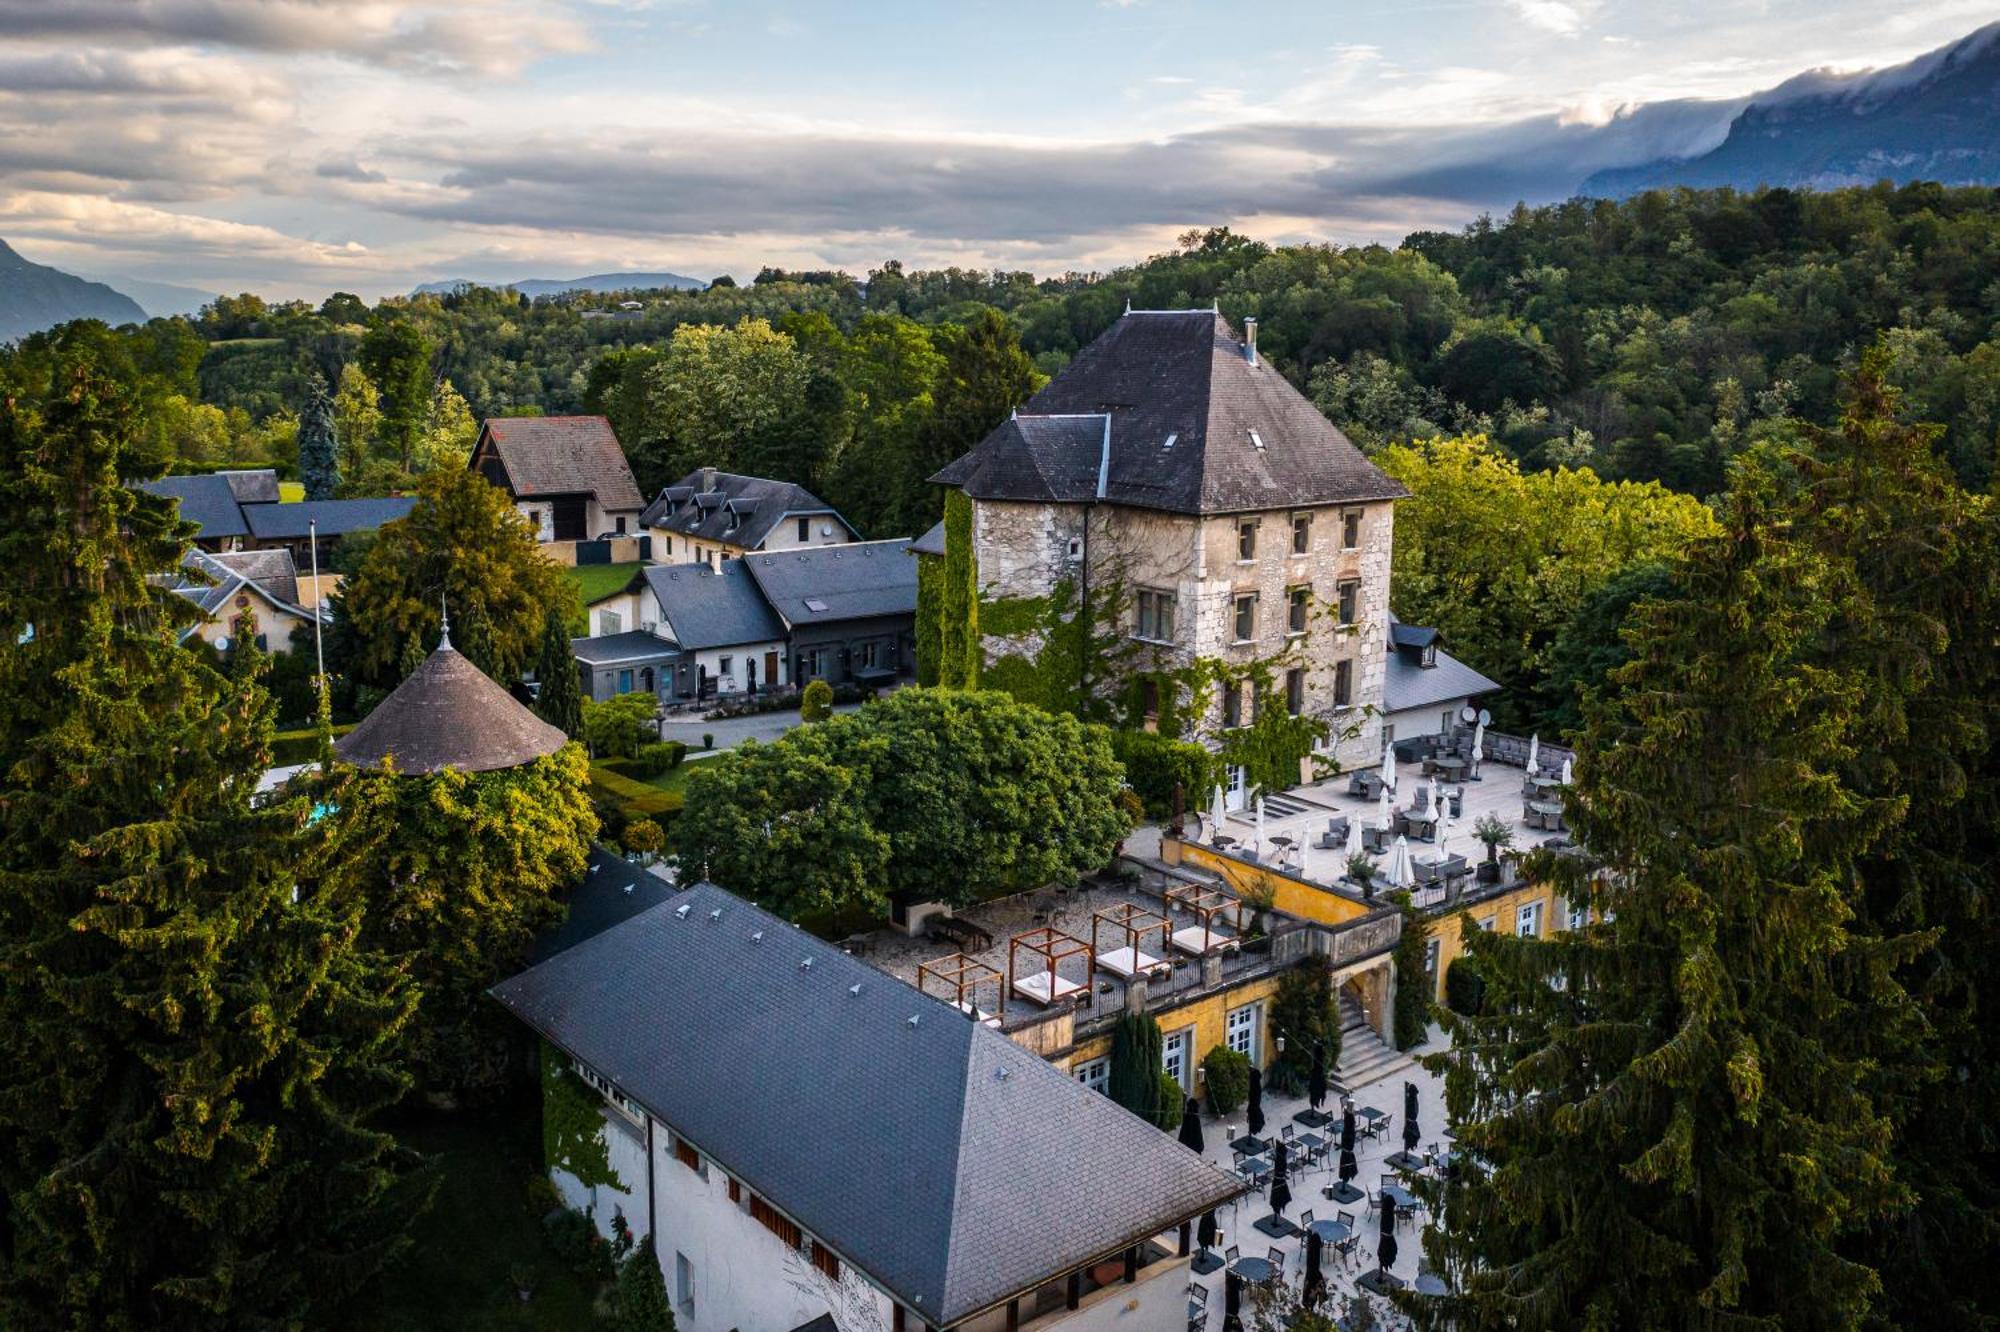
[331,465,578,688]
[358,318,435,472]
[0,329,424,1329]
[676,690,1128,927]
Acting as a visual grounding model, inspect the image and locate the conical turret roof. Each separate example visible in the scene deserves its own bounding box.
[335,643,566,774]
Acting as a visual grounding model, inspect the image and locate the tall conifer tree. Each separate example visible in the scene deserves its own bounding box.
[0,329,423,1328]
[298,372,341,500]
[533,607,584,738]
[1413,477,1919,1330]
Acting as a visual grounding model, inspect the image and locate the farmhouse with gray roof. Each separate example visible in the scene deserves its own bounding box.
[930,307,1406,796]
[138,468,414,559]
[640,466,858,570]
[744,538,917,688]
[491,881,1242,1332]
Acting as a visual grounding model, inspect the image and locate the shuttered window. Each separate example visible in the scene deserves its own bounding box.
[811,1241,841,1281]
[750,1195,802,1249]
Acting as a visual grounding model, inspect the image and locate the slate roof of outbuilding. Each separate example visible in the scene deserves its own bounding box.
[206,547,301,605]
[742,539,917,627]
[910,519,947,557]
[334,642,567,774]
[140,474,253,540]
[639,470,849,550]
[218,469,281,505]
[931,309,1407,515]
[1383,614,1500,714]
[569,630,678,666]
[477,416,644,512]
[639,560,786,649]
[530,848,675,966]
[490,882,1243,1326]
[244,496,416,539]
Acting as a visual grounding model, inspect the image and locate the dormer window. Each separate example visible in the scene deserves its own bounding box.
[1422,642,1438,668]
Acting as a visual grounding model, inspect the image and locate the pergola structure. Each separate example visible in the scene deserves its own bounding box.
[1089,904,1172,982]
[918,953,1005,1024]
[1008,926,1093,1007]
[1163,883,1243,956]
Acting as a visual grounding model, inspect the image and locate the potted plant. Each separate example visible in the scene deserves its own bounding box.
[1346,852,1378,901]
[1473,813,1513,883]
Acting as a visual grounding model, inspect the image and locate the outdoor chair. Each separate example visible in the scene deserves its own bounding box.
[1187,1280,1209,1330]
[1267,1246,1287,1281]
[1224,1244,1241,1264]
[1280,1124,1296,1142]
[1300,1209,1315,1230]
[1335,1211,1361,1265]
[1376,1112,1394,1141]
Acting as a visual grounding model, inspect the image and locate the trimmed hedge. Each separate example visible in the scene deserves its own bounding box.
[1110,728,1217,822]
[588,764,684,821]
[269,724,357,766]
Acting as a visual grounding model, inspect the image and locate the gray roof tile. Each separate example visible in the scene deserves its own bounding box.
[639,560,785,650]
[243,497,416,539]
[744,539,917,627]
[139,474,252,540]
[933,310,1407,515]
[569,630,678,665]
[1383,615,1500,714]
[640,469,851,549]
[489,883,1243,1324]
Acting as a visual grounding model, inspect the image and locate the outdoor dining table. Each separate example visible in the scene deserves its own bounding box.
[1297,1131,1328,1157]
[1237,1156,1271,1183]
[1527,800,1565,830]
[1415,1270,1449,1296]
[1355,1105,1386,1139]
[1433,756,1467,779]
[1229,1254,1275,1283]
[1213,834,1237,848]
[1307,1218,1352,1245]
[1380,1182,1421,1211]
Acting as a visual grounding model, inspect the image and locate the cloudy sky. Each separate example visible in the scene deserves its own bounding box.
[1,0,1992,299]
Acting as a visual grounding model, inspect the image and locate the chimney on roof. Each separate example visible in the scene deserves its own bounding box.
[1244,317,1259,368]
[700,466,717,492]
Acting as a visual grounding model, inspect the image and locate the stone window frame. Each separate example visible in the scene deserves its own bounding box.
[1135,587,1178,643]
[1333,658,1353,707]
[1236,519,1258,562]
[1286,585,1310,637]
[1284,666,1305,716]
[1341,509,1363,551]
[1290,512,1311,555]
[1336,578,1361,626]
[1232,592,1258,644]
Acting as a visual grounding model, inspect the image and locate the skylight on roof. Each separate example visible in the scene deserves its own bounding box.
[1162,432,1177,450]
[1248,430,1266,450]
[803,597,830,612]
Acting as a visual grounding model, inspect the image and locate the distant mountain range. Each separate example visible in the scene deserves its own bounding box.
[412,270,707,298]
[0,240,147,344]
[86,273,219,320]
[1582,22,2000,196]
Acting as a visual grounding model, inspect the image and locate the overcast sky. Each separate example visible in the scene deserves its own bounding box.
[2,0,1993,299]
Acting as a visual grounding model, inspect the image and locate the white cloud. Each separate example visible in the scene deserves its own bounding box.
[1509,0,1587,37]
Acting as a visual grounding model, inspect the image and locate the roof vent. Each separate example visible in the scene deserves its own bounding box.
[1244,317,1259,367]
[803,597,829,612]
[708,908,723,922]
[800,957,814,971]
[751,930,764,943]
[907,1014,920,1028]
[849,983,863,997]
[674,904,692,920]
[995,1066,1011,1082]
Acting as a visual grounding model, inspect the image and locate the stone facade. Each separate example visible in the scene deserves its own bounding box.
[969,493,1396,781]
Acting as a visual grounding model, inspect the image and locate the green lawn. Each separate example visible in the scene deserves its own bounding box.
[333,1096,605,1331]
[566,562,644,606]
[278,480,305,502]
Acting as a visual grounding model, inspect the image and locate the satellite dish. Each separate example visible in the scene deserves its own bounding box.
[1460,705,1478,724]
[1477,708,1492,727]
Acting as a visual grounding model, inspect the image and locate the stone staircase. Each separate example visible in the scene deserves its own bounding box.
[1332,991,1416,1093]
[1257,789,1314,819]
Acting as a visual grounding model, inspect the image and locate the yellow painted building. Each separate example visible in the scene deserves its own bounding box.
[1416,877,1582,1004]
[1059,972,1287,1097]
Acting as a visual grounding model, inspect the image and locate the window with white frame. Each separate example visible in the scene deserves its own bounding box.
[719,654,734,677]
[1567,899,1588,932]
[1136,589,1177,642]
[675,1252,694,1313]
[1478,915,1496,933]
[1162,1029,1193,1090]
[1073,1057,1109,1094]
[599,609,623,635]
[1225,1003,1260,1063]
[1517,900,1544,938]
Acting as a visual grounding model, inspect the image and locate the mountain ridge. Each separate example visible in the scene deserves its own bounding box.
[412,270,708,298]
[0,240,148,344]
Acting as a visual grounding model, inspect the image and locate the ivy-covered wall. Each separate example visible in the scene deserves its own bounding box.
[914,552,943,687]
[939,489,979,688]
[541,1041,625,1193]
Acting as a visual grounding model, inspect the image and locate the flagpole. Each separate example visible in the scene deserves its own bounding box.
[309,518,325,683]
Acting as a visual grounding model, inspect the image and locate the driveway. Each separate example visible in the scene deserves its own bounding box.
[657,701,863,753]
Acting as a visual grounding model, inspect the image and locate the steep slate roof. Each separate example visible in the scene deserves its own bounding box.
[245,496,416,539]
[909,519,946,557]
[218,469,280,505]
[743,539,917,628]
[639,469,850,549]
[491,883,1243,1326]
[334,641,566,774]
[1383,615,1500,714]
[932,309,1407,515]
[531,848,675,965]
[569,630,678,666]
[639,560,785,649]
[477,416,644,512]
[140,474,252,540]
[207,547,301,605]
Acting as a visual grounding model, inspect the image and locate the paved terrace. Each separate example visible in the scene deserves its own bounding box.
[1200,743,1576,908]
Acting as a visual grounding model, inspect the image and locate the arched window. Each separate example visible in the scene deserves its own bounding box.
[639,667,654,693]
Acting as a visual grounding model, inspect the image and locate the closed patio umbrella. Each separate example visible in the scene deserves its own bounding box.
[1527,733,1540,773]
[1179,1096,1206,1155]
[1210,784,1227,840]
[1345,817,1364,860]
[1308,1040,1328,1112]
[1404,1081,1421,1154]
[1377,784,1395,831]
[1329,1104,1362,1203]
[1428,774,1440,815]
[1247,1065,1266,1140]
[1198,1209,1218,1251]
[1378,1195,1400,1276]
[1560,756,1574,786]
[1471,719,1485,768]
[1223,1270,1244,1331]
[1380,743,1397,790]
[1254,794,1266,856]
[1268,1142,1292,1218]
[1304,1230,1326,1305]
[1386,836,1414,891]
